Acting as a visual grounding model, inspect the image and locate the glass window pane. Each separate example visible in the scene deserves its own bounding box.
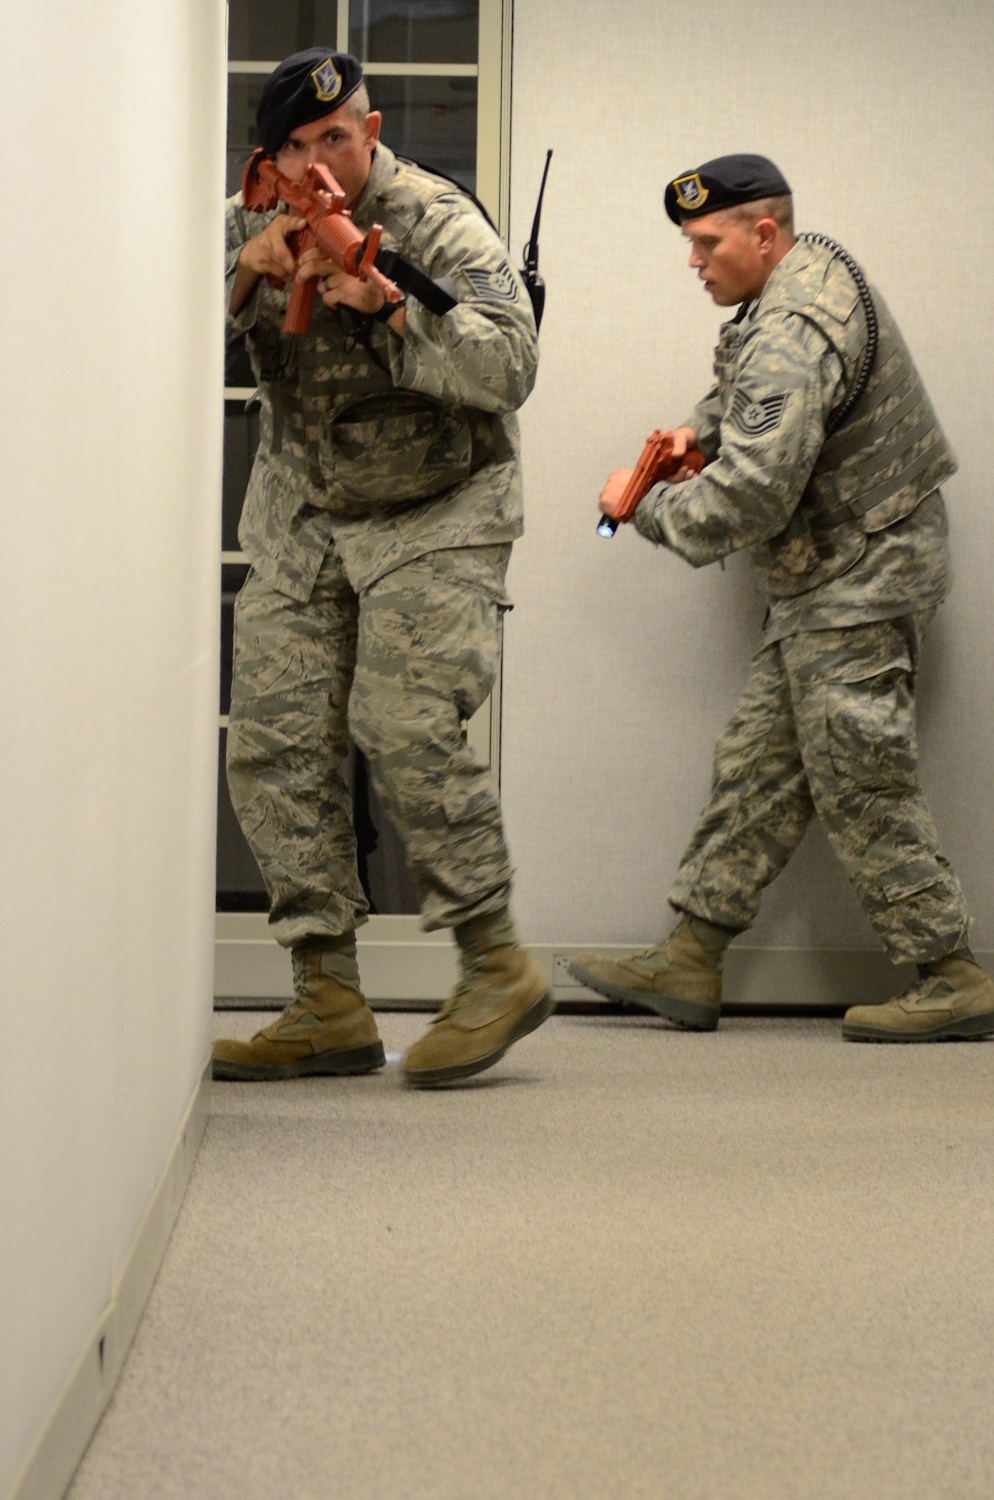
[222,0,486,918]
[350,0,478,64]
[222,402,260,551]
[228,1,479,66]
[227,75,265,196]
[225,339,256,393]
[228,2,340,63]
[216,731,270,910]
[355,750,421,914]
[220,563,250,714]
[372,75,477,193]
[229,75,478,198]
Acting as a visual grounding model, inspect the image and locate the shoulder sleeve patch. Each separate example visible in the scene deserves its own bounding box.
[730,390,789,437]
[463,263,520,303]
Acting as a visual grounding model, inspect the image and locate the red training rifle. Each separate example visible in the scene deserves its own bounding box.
[241,148,403,336]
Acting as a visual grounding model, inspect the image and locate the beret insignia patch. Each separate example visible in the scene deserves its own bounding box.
[465,263,519,302]
[312,58,343,103]
[673,173,709,212]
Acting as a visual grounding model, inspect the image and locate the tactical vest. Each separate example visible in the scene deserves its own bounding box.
[732,240,957,598]
[245,147,501,518]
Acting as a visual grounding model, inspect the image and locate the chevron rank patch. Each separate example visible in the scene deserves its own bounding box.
[730,390,789,437]
[464,263,519,302]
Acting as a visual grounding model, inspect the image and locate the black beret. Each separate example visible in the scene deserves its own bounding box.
[256,49,365,157]
[664,154,791,224]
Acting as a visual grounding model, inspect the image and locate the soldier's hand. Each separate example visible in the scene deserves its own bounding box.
[298,248,385,317]
[599,470,633,518]
[664,426,700,482]
[238,214,306,281]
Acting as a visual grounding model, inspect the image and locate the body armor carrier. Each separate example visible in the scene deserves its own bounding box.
[746,237,956,597]
[245,151,501,518]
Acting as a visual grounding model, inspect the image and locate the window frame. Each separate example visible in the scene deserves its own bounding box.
[218,0,513,926]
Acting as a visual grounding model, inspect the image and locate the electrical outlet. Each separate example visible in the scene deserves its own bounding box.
[553,953,576,987]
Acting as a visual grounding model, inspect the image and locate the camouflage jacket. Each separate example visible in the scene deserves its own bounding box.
[634,238,956,630]
[225,143,538,597]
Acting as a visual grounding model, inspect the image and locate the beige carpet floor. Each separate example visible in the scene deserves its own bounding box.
[65,1010,994,1500]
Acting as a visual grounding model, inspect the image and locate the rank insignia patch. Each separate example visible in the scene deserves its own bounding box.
[673,173,709,212]
[730,390,789,436]
[312,58,343,103]
[465,263,519,302]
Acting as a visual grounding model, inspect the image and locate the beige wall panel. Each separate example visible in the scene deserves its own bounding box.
[504,0,994,947]
[0,1,225,1492]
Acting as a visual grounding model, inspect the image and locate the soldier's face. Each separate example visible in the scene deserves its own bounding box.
[275,107,382,205]
[682,210,770,305]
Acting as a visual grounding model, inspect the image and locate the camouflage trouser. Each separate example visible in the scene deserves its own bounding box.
[226,543,513,946]
[669,613,971,963]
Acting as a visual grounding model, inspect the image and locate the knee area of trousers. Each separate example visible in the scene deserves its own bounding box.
[348,684,455,760]
[226,723,299,779]
[822,675,917,777]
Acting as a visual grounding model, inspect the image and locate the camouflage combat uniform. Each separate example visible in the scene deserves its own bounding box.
[224,143,538,945]
[633,237,970,962]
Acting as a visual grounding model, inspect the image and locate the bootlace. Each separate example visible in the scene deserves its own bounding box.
[285,950,322,1021]
[894,965,953,1003]
[433,949,499,1024]
[291,948,310,1000]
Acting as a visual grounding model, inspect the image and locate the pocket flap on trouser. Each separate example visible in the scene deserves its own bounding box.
[879,864,943,903]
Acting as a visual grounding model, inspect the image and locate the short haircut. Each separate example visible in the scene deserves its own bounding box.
[727,194,794,236]
[343,82,372,122]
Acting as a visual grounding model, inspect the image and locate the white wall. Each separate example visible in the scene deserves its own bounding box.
[0,2,225,1493]
[505,0,994,952]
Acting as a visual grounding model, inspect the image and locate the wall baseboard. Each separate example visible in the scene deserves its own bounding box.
[215,913,990,1011]
[8,1063,211,1500]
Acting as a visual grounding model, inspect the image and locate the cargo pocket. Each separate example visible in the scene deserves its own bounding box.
[824,671,919,793]
[321,392,473,509]
[441,779,501,827]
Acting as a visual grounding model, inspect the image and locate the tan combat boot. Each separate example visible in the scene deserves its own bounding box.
[568,916,727,1030]
[402,916,553,1087]
[842,954,994,1042]
[213,943,385,1080]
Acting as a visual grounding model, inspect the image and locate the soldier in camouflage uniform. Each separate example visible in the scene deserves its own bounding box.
[571,154,994,1042]
[212,50,552,1086]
